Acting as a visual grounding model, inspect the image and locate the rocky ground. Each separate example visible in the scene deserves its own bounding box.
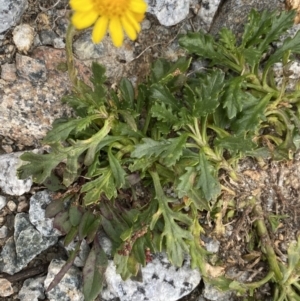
[0,0,300,301]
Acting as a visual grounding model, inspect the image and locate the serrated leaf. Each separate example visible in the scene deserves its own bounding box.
[179,31,221,62]
[151,102,177,124]
[232,93,273,134]
[131,138,169,159]
[222,77,246,119]
[150,170,193,266]
[219,27,236,50]
[83,238,108,301]
[176,166,197,198]
[82,168,116,205]
[186,188,210,211]
[185,70,225,117]
[197,151,220,201]
[119,78,134,108]
[215,134,256,153]
[150,84,180,110]
[18,151,65,184]
[266,29,300,69]
[108,149,127,188]
[161,134,188,167]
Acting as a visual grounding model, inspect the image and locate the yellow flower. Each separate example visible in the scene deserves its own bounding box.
[70,0,147,47]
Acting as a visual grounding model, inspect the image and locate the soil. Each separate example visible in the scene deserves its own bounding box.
[1,1,300,301]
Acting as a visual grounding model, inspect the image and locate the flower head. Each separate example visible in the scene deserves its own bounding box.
[70,0,147,47]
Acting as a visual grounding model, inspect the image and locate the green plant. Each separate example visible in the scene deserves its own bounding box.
[18,9,300,301]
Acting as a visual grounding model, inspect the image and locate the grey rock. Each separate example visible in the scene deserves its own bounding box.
[16,53,47,82]
[73,32,106,60]
[206,238,220,253]
[202,283,233,301]
[29,190,62,237]
[0,0,28,34]
[0,213,58,274]
[101,253,201,301]
[209,0,284,36]
[197,0,222,31]
[12,24,35,52]
[0,225,8,239]
[39,30,59,46]
[0,195,7,210]
[44,259,84,301]
[0,47,74,147]
[146,0,190,26]
[18,276,46,301]
[0,152,32,195]
[63,239,90,268]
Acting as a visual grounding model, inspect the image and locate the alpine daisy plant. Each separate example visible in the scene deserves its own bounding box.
[70,0,147,47]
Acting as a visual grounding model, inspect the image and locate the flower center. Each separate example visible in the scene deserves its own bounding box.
[92,0,129,18]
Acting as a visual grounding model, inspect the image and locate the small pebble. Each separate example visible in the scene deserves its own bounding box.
[17,200,29,212]
[1,145,13,153]
[0,225,8,238]
[0,216,5,225]
[1,63,17,82]
[13,24,35,53]
[0,278,13,297]
[7,200,17,212]
[0,195,7,210]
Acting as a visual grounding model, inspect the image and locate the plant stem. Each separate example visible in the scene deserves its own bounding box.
[65,23,78,88]
[253,201,283,282]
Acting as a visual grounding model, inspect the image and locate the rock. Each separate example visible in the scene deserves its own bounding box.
[18,276,46,301]
[196,0,222,31]
[0,278,14,297]
[0,213,58,274]
[209,0,284,35]
[44,259,84,301]
[12,24,35,53]
[0,0,28,34]
[1,63,17,81]
[101,253,201,301]
[0,46,92,147]
[202,283,233,301]
[0,225,8,239]
[73,31,134,78]
[0,152,32,195]
[29,190,62,237]
[16,53,47,82]
[206,238,220,253]
[146,0,190,26]
[63,239,90,268]
[7,200,17,212]
[0,195,7,210]
[39,29,59,46]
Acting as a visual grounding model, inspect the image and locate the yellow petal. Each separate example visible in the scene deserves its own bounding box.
[72,11,98,29]
[121,16,137,41]
[125,11,141,33]
[133,13,145,22]
[129,0,147,14]
[92,16,109,43]
[109,18,124,47]
[70,0,94,12]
